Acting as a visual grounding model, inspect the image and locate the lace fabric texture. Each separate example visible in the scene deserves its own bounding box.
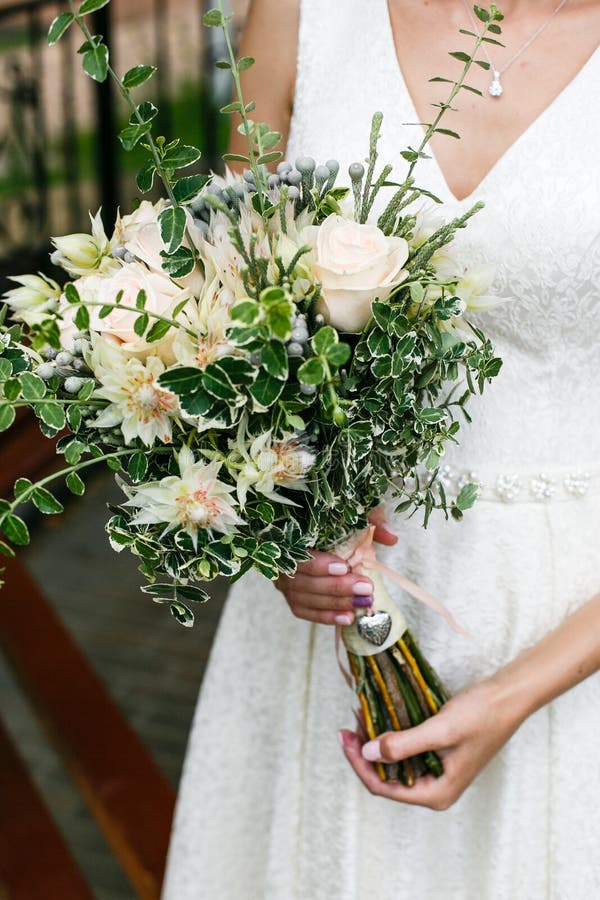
[162,2,600,897]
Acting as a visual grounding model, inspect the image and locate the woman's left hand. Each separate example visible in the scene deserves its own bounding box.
[339,675,526,810]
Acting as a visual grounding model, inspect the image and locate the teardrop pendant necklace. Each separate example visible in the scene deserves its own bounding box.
[461,0,570,98]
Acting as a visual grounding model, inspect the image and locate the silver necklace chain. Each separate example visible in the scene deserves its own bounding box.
[460,0,570,97]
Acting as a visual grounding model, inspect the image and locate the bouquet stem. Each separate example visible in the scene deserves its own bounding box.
[347,629,449,783]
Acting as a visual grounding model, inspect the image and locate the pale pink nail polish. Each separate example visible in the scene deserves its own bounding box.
[334,613,354,626]
[362,739,382,761]
[352,581,373,595]
[328,562,348,575]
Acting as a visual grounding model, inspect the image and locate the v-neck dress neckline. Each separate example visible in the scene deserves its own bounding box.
[380,0,600,204]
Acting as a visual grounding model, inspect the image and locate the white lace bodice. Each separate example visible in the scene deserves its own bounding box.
[286,0,600,473]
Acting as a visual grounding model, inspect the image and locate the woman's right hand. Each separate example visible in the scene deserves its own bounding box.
[274,514,398,626]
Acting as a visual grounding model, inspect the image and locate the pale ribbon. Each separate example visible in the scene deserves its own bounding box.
[332,525,468,688]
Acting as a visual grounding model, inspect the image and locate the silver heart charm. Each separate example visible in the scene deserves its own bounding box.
[356,610,392,647]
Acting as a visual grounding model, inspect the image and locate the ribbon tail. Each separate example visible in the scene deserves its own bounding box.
[369,560,469,637]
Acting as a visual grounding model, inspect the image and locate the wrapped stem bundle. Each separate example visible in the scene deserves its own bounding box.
[334,527,453,782]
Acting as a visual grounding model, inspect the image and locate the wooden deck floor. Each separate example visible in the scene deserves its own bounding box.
[0,473,227,899]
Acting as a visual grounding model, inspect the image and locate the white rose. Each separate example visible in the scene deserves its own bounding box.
[117,200,205,296]
[78,263,189,359]
[304,214,409,332]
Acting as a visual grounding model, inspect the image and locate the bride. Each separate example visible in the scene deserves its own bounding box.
[162,1,600,897]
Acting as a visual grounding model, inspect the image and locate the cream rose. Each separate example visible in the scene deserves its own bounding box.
[77,263,189,359]
[116,200,205,296]
[304,214,409,332]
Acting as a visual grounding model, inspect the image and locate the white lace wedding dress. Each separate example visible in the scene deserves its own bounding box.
[162,2,600,897]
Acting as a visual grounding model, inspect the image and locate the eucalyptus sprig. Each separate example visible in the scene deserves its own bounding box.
[49,0,207,278]
[202,0,283,215]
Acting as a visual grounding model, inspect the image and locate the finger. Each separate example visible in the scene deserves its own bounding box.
[284,590,356,612]
[372,522,399,546]
[291,606,356,626]
[292,551,353,578]
[368,507,399,546]
[361,717,454,763]
[339,730,452,808]
[280,573,374,602]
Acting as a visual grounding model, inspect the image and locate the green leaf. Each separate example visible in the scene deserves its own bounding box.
[0,539,15,558]
[134,313,149,337]
[14,478,33,500]
[67,404,82,431]
[237,56,255,71]
[32,487,64,515]
[3,379,20,402]
[170,601,194,627]
[79,0,111,12]
[473,5,489,21]
[220,101,242,114]
[420,408,446,425]
[249,369,285,409]
[37,401,66,430]
[326,342,351,367]
[77,380,95,401]
[1,514,30,546]
[146,319,172,343]
[63,439,87,465]
[128,451,148,483]
[231,300,260,324]
[159,206,187,254]
[449,51,471,63]
[260,340,288,379]
[64,282,80,304]
[0,358,12,381]
[83,44,109,82]
[66,471,86,496]
[136,160,156,193]
[107,457,122,472]
[222,153,250,163]
[158,366,203,395]
[122,64,157,88]
[172,174,209,203]
[162,145,202,169]
[19,372,46,401]
[75,306,90,331]
[160,247,195,279]
[297,357,325,385]
[436,128,460,139]
[312,325,337,355]
[0,404,16,432]
[176,583,210,603]
[48,12,74,45]
[202,9,226,27]
[257,151,282,165]
[456,482,479,511]
[260,286,294,341]
[202,364,240,403]
[119,122,152,151]
[132,100,158,125]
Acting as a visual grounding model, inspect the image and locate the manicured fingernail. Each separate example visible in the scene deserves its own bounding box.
[334,613,354,626]
[338,729,353,749]
[352,596,372,608]
[328,562,348,576]
[352,581,372,595]
[362,739,382,761]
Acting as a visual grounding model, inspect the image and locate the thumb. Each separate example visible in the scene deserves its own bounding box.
[368,506,398,546]
[362,717,447,763]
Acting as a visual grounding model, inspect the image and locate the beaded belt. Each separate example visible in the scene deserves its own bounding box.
[435,464,598,504]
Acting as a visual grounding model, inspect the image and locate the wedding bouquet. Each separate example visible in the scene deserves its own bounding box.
[0,2,504,783]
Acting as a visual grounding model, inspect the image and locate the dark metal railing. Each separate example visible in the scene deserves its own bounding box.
[0,0,232,289]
